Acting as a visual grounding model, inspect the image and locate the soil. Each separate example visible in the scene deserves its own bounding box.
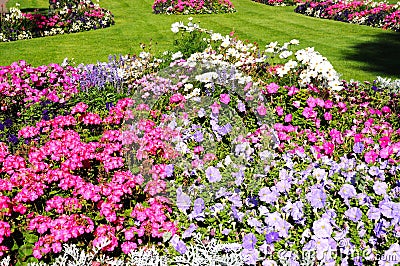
[0,0,8,13]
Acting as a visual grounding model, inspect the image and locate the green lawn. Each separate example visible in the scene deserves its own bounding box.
[2,0,400,82]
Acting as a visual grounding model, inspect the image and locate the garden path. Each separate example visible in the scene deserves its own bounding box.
[0,0,8,13]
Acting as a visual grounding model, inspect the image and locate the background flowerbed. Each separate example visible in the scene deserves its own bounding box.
[152,0,236,14]
[0,18,400,266]
[0,0,114,42]
[294,0,400,31]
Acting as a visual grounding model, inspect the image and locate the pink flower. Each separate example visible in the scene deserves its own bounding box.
[324,112,332,121]
[287,86,299,96]
[364,150,378,164]
[257,104,267,116]
[210,102,221,114]
[306,97,316,108]
[379,136,390,148]
[323,142,334,156]
[121,241,137,254]
[71,102,88,114]
[315,119,321,128]
[324,100,333,109]
[284,114,292,123]
[354,133,363,143]
[337,102,347,111]
[220,94,230,104]
[379,146,393,159]
[276,106,284,116]
[302,107,317,119]
[293,101,301,108]
[193,146,204,154]
[382,106,391,113]
[266,82,279,94]
[307,133,317,143]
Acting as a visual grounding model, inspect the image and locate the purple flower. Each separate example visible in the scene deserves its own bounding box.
[338,184,357,200]
[0,123,4,131]
[265,212,283,227]
[241,248,259,265]
[265,232,280,244]
[258,187,279,204]
[209,203,224,215]
[231,206,244,222]
[345,207,362,222]
[229,194,243,208]
[380,201,395,218]
[374,221,386,238]
[170,235,187,254]
[306,188,326,209]
[367,207,381,220]
[238,101,246,112]
[312,218,332,238]
[198,108,205,118]
[246,196,258,207]
[242,233,257,250]
[373,181,388,196]
[182,224,197,239]
[176,187,191,212]
[4,119,12,127]
[291,201,304,221]
[221,228,231,235]
[217,123,232,136]
[353,142,364,154]
[8,134,18,145]
[233,169,244,186]
[206,166,222,183]
[165,164,174,177]
[193,131,204,142]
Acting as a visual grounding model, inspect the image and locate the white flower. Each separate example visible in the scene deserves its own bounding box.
[290,39,300,45]
[171,51,183,61]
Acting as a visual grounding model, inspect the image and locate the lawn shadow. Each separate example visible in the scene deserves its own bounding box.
[344,31,400,79]
[20,8,48,13]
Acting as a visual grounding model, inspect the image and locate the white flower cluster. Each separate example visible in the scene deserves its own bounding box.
[0,234,244,266]
[171,17,200,33]
[374,76,400,94]
[295,47,343,90]
[170,233,244,266]
[269,41,343,91]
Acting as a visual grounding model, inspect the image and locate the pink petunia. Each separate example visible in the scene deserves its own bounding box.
[284,114,292,123]
[266,82,279,94]
[364,150,378,164]
[276,106,284,116]
[220,94,230,104]
[324,112,332,121]
[257,104,267,116]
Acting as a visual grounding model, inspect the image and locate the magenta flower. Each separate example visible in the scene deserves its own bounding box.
[266,82,279,93]
[276,106,284,116]
[220,93,230,104]
[210,102,221,114]
[324,112,332,121]
[364,150,378,163]
[284,114,292,123]
[257,104,267,116]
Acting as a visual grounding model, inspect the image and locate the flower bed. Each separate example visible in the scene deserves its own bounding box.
[294,0,400,31]
[252,0,302,7]
[152,0,236,14]
[0,0,114,42]
[1,19,400,265]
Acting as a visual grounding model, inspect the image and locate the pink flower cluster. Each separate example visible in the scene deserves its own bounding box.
[295,0,400,31]
[0,98,178,259]
[268,83,400,163]
[0,60,81,108]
